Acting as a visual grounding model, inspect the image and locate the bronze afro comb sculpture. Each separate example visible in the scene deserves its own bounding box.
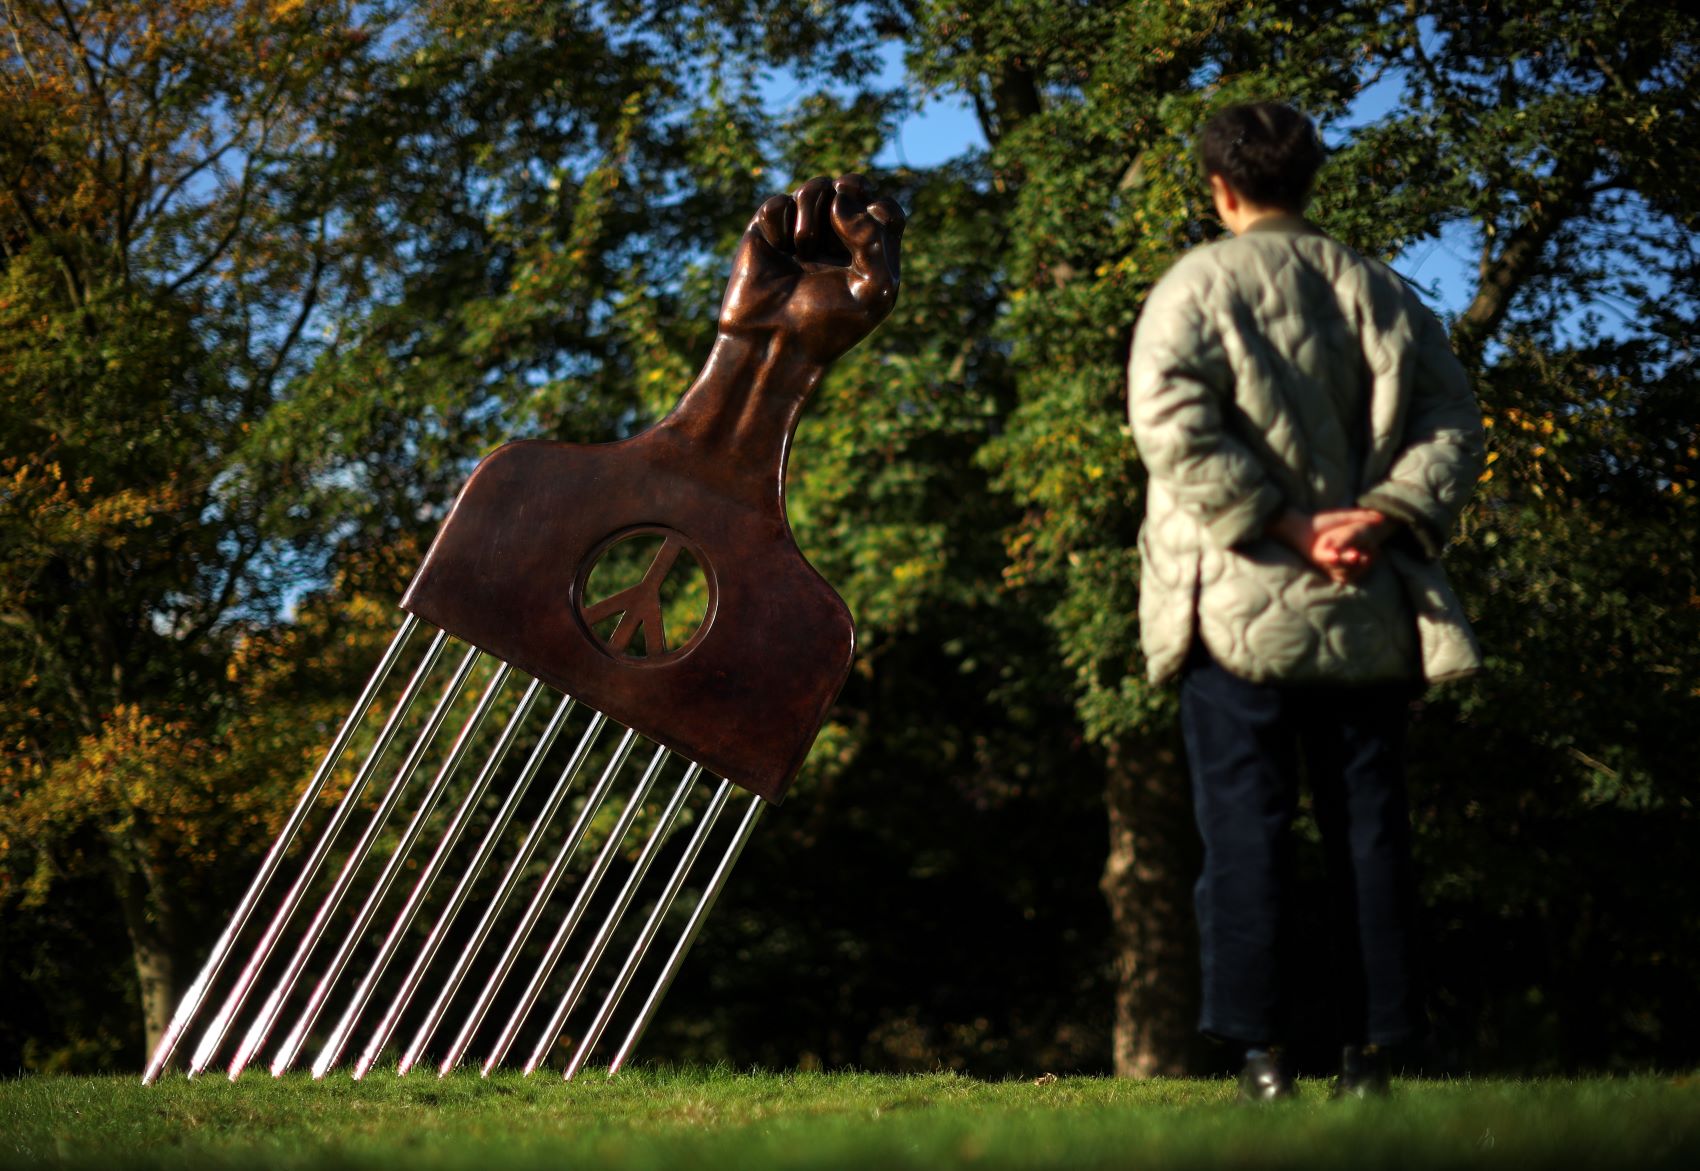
[143,174,905,1084]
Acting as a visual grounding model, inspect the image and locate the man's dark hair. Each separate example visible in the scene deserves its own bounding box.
[1198,102,1326,211]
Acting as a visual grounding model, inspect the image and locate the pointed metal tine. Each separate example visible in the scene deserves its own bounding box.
[353,692,578,1080]
[184,624,450,1078]
[144,614,423,1083]
[313,675,548,1079]
[524,763,701,1075]
[480,742,671,1077]
[563,777,734,1081]
[606,791,764,1078]
[269,662,515,1076]
[433,724,637,1077]
[401,713,612,1078]
[221,643,483,1079]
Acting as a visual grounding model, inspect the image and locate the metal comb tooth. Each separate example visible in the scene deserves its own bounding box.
[144,633,771,1083]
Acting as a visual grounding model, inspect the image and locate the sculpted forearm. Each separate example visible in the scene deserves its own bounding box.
[668,333,826,462]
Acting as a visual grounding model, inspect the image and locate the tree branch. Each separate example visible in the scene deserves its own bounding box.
[163,150,259,293]
[2,0,41,87]
[48,0,132,279]
[258,215,330,399]
[133,97,267,237]
[4,171,86,304]
[1452,163,1597,370]
[177,525,265,649]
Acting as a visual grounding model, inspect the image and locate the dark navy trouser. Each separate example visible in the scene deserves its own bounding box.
[1180,648,1419,1048]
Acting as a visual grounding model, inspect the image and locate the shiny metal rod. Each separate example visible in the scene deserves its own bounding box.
[312,677,547,1078]
[269,663,515,1076]
[185,626,451,1078]
[145,615,423,1083]
[223,644,483,1079]
[402,713,611,1077]
[563,778,733,1081]
[606,792,765,1077]
[524,764,701,1075]
[356,694,580,1080]
[480,743,671,1076]
[434,726,638,1077]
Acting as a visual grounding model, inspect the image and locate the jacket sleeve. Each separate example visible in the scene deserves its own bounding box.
[1354,299,1486,559]
[1128,263,1282,549]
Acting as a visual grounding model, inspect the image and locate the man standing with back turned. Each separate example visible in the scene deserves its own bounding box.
[1127,102,1485,1101]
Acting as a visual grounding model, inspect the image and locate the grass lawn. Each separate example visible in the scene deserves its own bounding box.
[3,1068,1698,1170]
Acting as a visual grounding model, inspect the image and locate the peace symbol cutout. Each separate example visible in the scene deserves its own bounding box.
[575,527,717,664]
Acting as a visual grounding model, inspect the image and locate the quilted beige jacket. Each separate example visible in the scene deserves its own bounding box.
[1127,216,1485,686]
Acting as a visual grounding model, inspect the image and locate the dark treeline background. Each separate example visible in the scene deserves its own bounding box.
[3,0,1697,1077]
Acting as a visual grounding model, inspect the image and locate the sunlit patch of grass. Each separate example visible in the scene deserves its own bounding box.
[3,1068,1698,1169]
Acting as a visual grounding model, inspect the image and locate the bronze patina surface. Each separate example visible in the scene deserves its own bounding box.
[402,175,905,802]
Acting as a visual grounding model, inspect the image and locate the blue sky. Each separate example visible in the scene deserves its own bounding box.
[766,48,1483,319]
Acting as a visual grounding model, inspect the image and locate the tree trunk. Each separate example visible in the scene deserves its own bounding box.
[108,830,179,1061]
[1100,733,1199,1077]
[970,59,1042,148]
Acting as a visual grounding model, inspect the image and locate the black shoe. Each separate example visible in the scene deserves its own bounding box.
[1333,1044,1391,1099]
[1238,1050,1297,1103]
